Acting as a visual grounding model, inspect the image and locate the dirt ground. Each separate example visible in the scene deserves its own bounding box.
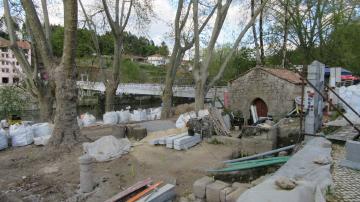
[0,125,237,202]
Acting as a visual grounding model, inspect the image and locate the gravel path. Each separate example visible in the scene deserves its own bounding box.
[331,142,360,201]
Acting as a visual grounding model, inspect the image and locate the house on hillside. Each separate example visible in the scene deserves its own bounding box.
[0,37,31,85]
[229,67,303,122]
[146,54,168,66]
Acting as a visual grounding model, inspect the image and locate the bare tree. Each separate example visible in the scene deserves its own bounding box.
[251,0,261,65]
[192,0,269,111]
[101,0,153,112]
[161,0,216,118]
[17,0,82,149]
[3,0,55,122]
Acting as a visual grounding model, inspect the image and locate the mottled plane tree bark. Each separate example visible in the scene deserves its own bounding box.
[3,0,55,122]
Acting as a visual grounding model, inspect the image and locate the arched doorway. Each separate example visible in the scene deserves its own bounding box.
[252,98,268,118]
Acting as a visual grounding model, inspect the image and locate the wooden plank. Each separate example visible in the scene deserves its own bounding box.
[126,181,163,202]
[104,178,152,202]
[136,184,176,202]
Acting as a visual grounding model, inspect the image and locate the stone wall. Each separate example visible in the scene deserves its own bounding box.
[229,68,302,122]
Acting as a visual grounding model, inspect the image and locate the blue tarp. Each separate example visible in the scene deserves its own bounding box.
[325,67,352,76]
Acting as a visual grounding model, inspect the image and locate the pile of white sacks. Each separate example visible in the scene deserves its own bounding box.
[338,84,360,124]
[103,107,162,125]
[175,109,209,128]
[0,122,54,150]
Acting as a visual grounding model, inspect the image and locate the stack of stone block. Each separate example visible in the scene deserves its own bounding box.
[149,132,202,150]
[193,176,250,202]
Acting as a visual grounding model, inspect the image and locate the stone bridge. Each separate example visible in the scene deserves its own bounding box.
[77,81,228,100]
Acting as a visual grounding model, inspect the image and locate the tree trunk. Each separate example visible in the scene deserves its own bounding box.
[105,84,117,112]
[48,67,80,149]
[281,0,289,68]
[259,0,265,64]
[48,0,83,149]
[161,48,184,118]
[251,0,261,65]
[194,79,205,111]
[38,91,54,122]
[105,38,122,112]
[161,84,173,118]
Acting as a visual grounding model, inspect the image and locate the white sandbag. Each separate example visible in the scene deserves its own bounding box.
[83,136,131,162]
[0,129,8,150]
[103,112,118,124]
[131,110,142,122]
[151,107,162,120]
[338,85,360,124]
[198,109,209,118]
[34,135,51,146]
[140,109,147,121]
[32,123,53,137]
[117,110,130,123]
[82,113,96,127]
[10,125,34,147]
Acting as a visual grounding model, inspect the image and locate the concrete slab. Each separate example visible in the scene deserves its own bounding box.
[165,133,188,148]
[220,187,233,202]
[193,176,214,199]
[174,135,201,150]
[206,180,229,202]
[340,140,360,170]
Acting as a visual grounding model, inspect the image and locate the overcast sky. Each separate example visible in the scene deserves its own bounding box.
[43,0,252,47]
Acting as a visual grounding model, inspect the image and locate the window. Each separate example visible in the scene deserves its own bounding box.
[1,68,4,73]
[1,54,4,57]
[13,77,19,83]
[13,68,16,73]
[2,77,9,84]
[1,48,7,52]
[12,54,15,58]
[12,61,15,65]
[16,62,19,66]
[6,54,8,58]
[5,68,9,73]
[1,61,4,65]
[6,61,9,65]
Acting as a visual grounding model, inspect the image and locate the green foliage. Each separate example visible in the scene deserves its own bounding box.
[208,46,256,85]
[0,86,28,119]
[321,21,360,75]
[120,59,146,83]
[158,41,169,56]
[52,28,169,58]
[51,25,64,57]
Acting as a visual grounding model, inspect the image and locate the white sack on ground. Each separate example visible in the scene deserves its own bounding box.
[83,136,131,162]
[32,123,54,137]
[10,125,34,147]
[118,110,131,123]
[103,112,118,124]
[0,129,8,150]
[338,85,360,124]
[82,113,96,127]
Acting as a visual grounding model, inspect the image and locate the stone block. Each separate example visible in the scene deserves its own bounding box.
[165,133,188,148]
[220,187,233,202]
[340,140,360,170]
[225,185,249,202]
[206,180,229,202]
[193,176,214,199]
